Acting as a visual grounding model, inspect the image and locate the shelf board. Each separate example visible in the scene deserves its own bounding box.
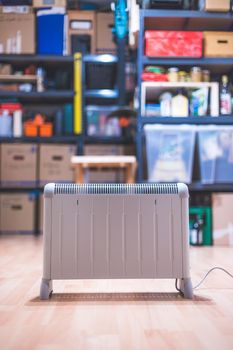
[0,136,78,143]
[140,117,233,125]
[84,136,134,144]
[0,54,74,64]
[189,183,233,192]
[85,89,119,99]
[142,56,233,66]
[141,9,233,19]
[83,54,118,63]
[0,75,37,82]
[142,81,217,88]
[0,186,43,192]
[0,90,74,101]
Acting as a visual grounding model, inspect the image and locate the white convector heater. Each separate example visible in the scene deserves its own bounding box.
[40,183,193,299]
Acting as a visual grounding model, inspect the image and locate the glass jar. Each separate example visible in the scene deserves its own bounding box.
[202,69,210,82]
[178,71,187,82]
[190,67,202,82]
[168,67,179,82]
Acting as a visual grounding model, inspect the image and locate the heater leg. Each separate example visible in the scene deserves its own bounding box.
[40,278,53,300]
[179,278,193,299]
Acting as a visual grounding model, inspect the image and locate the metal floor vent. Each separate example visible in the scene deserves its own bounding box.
[54,183,179,195]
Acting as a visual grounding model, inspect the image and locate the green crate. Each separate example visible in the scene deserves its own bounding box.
[189,206,212,246]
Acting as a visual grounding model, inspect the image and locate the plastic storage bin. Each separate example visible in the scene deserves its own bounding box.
[144,124,196,183]
[86,106,121,137]
[85,62,116,89]
[197,125,233,183]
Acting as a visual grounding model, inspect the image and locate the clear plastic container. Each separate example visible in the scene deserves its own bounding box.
[86,106,121,137]
[197,125,233,184]
[144,124,196,183]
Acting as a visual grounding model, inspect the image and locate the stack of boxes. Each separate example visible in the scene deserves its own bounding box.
[0,143,76,234]
[0,5,116,55]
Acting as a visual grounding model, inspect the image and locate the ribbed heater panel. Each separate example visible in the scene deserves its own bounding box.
[54,183,179,195]
[48,187,185,280]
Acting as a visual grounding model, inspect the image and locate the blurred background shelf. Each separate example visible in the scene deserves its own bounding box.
[0,54,74,64]
[140,116,233,125]
[0,136,78,143]
[0,90,74,101]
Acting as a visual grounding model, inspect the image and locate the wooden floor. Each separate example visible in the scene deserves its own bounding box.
[0,235,233,350]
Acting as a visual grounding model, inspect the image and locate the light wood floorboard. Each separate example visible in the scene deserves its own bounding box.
[0,235,233,350]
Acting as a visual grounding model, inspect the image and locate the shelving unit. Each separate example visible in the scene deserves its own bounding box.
[0,53,131,145]
[81,54,134,143]
[137,9,233,188]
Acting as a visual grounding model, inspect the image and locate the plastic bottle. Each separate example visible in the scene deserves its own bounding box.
[0,110,12,137]
[13,110,23,137]
[171,89,189,117]
[220,75,232,115]
[37,67,45,92]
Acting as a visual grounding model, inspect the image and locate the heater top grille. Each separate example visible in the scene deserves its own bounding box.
[53,183,179,195]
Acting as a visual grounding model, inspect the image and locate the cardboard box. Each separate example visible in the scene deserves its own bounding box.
[33,0,66,7]
[145,31,203,58]
[84,145,134,183]
[96,12,116,54]
[0,12,35,54]
[0,192,36,234]
[205,0,230,12]
[0,143,38,187]
[67,11,96,54]
[212,193,233,246]
[0,64,12,75]
[0,6,32,14]
[39,144,76,185]
[204,31,233,57]
[84,144,134,156]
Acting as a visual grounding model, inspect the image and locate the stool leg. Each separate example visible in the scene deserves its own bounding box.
[126,164,134,183]
[75,165,85,183]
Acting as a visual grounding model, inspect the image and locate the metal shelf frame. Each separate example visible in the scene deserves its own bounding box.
[140,117,233,125]
[136,9,233,189]
[143,56,233,66]
[0,54,74,64]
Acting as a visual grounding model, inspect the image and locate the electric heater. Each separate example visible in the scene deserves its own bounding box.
[40,183,193,299]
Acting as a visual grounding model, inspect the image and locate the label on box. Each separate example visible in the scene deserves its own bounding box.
[70,20,92,30]
[2,6,30,14]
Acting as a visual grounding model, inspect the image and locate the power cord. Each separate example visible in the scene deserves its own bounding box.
[193,267,233,290]
[175,267,233,293]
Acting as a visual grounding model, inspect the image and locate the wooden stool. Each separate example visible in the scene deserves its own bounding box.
[71,155,137,183]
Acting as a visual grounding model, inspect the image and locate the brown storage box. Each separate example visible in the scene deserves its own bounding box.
[39,144,76,185]
[84,145,134,183]
[212,193,233,246]
[67,11,96,54]
[96,12,116,54]
[0,193,36,234]
[84,144,134,156]
[0,143,37,187]
[33,0,66,7]
[204,31,233,57]
[204,0,230,12]
[0,64,12,75]
[0,13,35,54]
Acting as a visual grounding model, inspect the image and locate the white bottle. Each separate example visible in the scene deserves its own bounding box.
[0,110,12,137]
[13,110,23,137]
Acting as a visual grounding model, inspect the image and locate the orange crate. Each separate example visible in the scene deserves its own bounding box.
[24,122,38,137]
[39,123,53,137]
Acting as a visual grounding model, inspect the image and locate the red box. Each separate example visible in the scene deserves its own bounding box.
[145,31,203,57]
